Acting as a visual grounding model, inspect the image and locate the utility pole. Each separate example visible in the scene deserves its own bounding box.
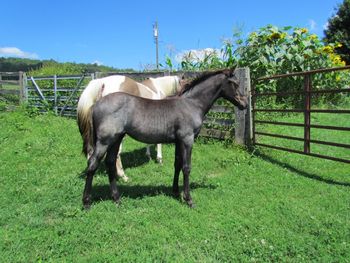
[153,21,159,70]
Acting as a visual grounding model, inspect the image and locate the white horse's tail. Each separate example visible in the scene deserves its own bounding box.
[77,79,102,156]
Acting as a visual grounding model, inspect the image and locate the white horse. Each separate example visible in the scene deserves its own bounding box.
[77,75,182,182]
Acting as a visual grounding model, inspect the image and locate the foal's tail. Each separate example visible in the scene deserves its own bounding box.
[77,79,103,156]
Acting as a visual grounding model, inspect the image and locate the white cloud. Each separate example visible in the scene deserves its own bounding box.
[308,19,317,31]
[92,60,103,66]
[0,47,38,59]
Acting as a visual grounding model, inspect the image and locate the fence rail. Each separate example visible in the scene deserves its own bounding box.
[253,66,350,164]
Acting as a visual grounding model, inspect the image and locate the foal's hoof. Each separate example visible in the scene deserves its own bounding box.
[173,191,181,199]
[156,157,163,164]
[83,200,92,210]
[188,202,196,209]
[184,197,195,208]
[112,197,121,207]
[83,203,91,210]
[82,196,92,210]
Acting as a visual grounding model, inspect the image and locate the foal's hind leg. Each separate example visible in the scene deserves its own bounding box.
[106,136,124,205]
[83,142,109,209]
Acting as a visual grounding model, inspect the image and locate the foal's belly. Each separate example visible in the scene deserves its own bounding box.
[126,116,177,144]
[126,128,176,144]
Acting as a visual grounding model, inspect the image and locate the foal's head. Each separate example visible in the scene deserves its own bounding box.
[220,70,248,110]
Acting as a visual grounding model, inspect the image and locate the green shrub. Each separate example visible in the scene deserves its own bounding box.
[27,61,86,88]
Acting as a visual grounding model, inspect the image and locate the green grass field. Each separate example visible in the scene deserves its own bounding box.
[0,107,349,262]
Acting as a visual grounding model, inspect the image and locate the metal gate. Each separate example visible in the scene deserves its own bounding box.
[252,66,350,164]
[25,74,94,117]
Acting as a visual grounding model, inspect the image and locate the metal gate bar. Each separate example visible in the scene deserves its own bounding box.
[253,66,350,164]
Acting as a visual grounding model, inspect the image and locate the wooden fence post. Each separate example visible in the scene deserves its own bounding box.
[234,67,252,146]
[19,71,23,103]
[23,72,28,102]
[19,72,28,103]
[54,75,58,114]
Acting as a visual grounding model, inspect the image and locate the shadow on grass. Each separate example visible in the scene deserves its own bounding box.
[121,145,156,168]
[78,145,216,205]
[252,149,350,187]
[79,146,156,179]
[90,181,216,204]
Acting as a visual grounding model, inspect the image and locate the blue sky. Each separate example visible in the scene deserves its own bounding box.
[0,0,342,70]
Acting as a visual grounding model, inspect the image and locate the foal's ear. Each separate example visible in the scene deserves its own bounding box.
[228,76,239,86]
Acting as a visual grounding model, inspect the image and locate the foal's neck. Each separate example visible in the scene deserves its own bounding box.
[184,74,224,116]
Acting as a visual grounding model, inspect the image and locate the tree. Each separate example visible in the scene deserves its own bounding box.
[323,0,350,64]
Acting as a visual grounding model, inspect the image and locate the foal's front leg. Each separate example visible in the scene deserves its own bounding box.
[172,142,182,198]
[180,138,195,208]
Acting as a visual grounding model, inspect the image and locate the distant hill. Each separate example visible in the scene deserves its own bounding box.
[0,57,134,73]
[0,57,43,72]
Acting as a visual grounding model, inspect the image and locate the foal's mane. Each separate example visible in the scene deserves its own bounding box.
[179,68,234,95]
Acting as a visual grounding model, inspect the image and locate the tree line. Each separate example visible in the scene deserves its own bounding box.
[0,57,132,74]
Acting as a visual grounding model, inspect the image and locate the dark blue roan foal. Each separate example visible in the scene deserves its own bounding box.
[82,69,248,209]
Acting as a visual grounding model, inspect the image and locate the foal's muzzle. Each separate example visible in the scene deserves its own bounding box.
[236,96,248,110]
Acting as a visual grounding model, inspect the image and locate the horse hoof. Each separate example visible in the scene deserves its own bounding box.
[173,191,180,199]
[118,175,129,182]
[156,158,163,164]
[83,202,91,210]
[112,197,121,206]
[82,196,92,210]
[188,202,196,209]
[186,201,196,209]
[183,197,195,208]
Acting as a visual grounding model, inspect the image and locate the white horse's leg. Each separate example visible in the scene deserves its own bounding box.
[145,145,162,163]
[156,143,162,164]
[146,145,152,160]
[116,143,129,182]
